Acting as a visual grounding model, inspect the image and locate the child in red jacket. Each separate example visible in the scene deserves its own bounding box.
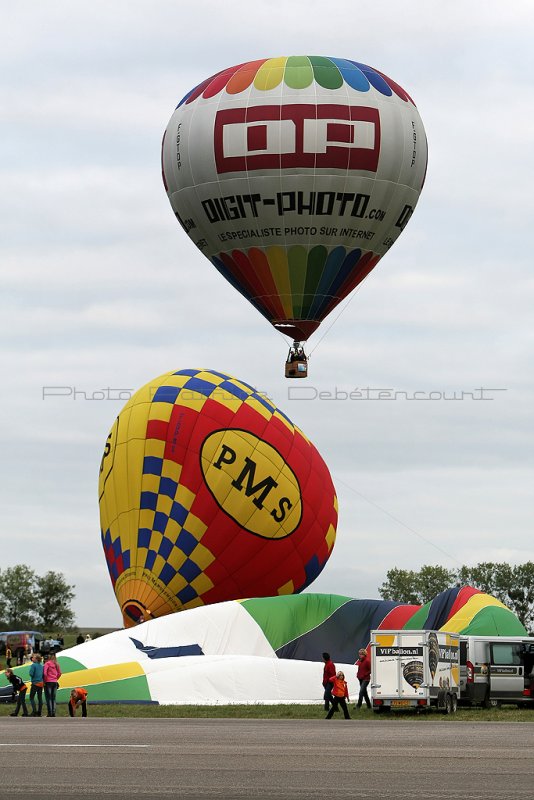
[325,671,351,719]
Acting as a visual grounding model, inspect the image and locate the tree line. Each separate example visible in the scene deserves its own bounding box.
[0,565,75,631]
[379,562,534,633]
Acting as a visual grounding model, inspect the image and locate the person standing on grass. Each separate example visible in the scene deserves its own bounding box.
[325,671,351,719]
[29,653,44,716]
[6,645,12,668]
[5,669,28,717]
[43,653,62,717]
[355,647,372,710]
[322,652,336,711]
[69,687,88,717]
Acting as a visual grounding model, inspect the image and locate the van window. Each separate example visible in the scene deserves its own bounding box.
[491,643,522,666]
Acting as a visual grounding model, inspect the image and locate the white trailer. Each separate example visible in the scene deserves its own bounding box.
[370,629,460,713]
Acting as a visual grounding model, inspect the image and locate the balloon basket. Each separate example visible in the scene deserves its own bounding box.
[285,359,308,379]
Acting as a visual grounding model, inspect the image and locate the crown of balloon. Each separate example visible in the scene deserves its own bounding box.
[178,56,416,108]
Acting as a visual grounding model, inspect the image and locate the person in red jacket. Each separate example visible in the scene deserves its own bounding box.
[325,671,351,719]
[322,652,336,711]
[355,647,372,709]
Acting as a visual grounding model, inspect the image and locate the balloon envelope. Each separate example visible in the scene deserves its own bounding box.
[99,369,337,626]
[162,56,428,341]
[2,589,524,705]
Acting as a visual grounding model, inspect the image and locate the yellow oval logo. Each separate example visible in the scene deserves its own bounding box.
[200,429,302,539]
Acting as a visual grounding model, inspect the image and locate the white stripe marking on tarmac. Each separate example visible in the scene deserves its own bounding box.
[0,743,149,748]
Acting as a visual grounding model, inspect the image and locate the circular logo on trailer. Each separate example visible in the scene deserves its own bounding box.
[200,429,302,539]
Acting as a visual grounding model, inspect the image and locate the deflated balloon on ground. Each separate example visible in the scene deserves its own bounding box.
[0,588,526,706]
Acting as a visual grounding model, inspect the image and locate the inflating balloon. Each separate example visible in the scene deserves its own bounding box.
[162,56,428,374]
[99,369,337,626]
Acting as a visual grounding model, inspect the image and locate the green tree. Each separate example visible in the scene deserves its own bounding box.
[379,565,456,605]
[0,565,76,632]
[34,571,76,631]
[0,565,38,628]
[417,565,457,603]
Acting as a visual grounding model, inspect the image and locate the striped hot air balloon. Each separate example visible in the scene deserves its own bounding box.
[162,56,428,371]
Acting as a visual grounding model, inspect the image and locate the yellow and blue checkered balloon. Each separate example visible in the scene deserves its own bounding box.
[99,369,338,626]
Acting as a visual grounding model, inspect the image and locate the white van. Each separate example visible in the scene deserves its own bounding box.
[459,636,534,708]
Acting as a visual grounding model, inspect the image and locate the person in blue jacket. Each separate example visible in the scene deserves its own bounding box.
[29,653,44,717]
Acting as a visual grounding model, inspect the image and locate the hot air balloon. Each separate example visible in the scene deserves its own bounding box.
[428,631,439,684]
[7,590,525,705]
[402,660,424,690]
[162,56,428,376]
[99,369,337,627]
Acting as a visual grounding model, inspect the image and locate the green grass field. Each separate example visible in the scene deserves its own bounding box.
[1,703,533,721]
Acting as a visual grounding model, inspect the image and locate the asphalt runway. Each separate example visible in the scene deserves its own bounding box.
[1,717,533,800]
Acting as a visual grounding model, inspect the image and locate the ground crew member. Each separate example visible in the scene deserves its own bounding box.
[5,669,28,717]
[69,687,88,717]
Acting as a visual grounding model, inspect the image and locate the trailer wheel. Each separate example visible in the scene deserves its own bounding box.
[444,694,453,715]
[451,694,458,714]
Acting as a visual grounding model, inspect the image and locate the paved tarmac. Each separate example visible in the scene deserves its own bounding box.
[1,717,533,799]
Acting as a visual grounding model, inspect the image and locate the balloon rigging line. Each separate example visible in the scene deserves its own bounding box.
[308,281,366,357]
[334,475,462,566]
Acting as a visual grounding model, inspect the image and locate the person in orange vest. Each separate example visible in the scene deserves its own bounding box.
[69,687,88,717]
[325,670,351,719]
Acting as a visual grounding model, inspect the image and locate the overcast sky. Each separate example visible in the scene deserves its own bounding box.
[2,1,533,627]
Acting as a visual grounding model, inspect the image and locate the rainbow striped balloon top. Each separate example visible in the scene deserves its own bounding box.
[178,55,415,107]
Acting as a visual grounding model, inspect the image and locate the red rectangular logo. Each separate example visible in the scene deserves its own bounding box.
[214,104,381,174]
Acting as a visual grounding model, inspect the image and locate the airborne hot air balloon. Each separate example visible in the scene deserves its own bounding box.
[162,56,428,376]
[99,369,337,627]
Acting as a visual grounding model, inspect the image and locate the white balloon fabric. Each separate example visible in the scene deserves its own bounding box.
[47,600,355,705]
[0,591,524,705]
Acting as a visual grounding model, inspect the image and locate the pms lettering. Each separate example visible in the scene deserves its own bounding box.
[213,444,292,523]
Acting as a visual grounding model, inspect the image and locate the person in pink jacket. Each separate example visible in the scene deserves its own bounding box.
[43,654,62,717]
